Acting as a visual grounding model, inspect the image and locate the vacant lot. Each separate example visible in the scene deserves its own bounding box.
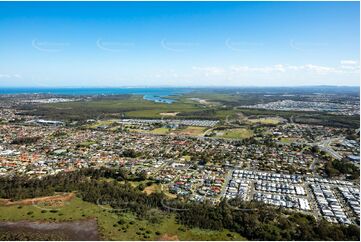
[175,126,207,137]
[149,127,170,135]
[246,117,284,125]
[143,184,161,195]
[216,128,254,139]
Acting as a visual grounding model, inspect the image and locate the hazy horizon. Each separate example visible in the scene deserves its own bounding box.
[0,85,359,88]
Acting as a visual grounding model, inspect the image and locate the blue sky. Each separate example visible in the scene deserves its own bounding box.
[0,1,359,87]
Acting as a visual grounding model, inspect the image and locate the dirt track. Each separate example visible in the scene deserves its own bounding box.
[158,233,179,241]
[0,193,75,206]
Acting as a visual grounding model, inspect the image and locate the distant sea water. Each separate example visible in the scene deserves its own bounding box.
[0,86,358,100]
[0,87,193,103]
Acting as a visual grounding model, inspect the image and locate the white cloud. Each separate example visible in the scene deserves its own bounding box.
[340,60,358,65]
[339,60,359,72]
[230,65,286,73]
[287,65,304,71]
[302,64,337,74]
[340,65,359,71]
[192,61,360,76]
[192,66,225,76]
[0,74,22,79]
[229,64,337,74]
[188,62,359,86]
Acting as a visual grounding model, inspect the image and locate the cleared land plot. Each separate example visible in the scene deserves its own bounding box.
[159,112,179,116]
[129,126,208,137]
[279,137,300,143]
[216,128,253,139]
[175,126,207,136]
[143,184,161,195]
[246,117,284,125]
[86,120,117,129]
[149,127,170,135]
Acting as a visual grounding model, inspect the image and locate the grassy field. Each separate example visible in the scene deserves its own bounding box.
[0,196,245,241]
[149,127,170,135]
[279,137,299,143]
[130,125,253,140]
[174,126,207,136]
[86,120,117,129]
[129,126,208,138]
[216,128,254,139]
[246,117,283,125]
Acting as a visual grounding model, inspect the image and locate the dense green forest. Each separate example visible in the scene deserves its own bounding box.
[0,168,359,241]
